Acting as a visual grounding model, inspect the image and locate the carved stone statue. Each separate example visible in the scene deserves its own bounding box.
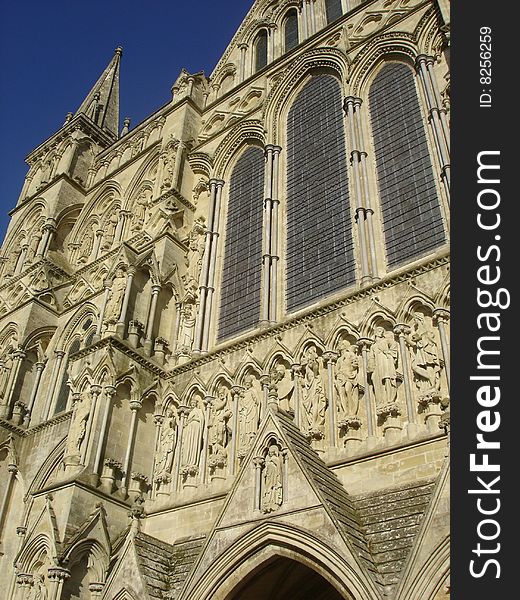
[209,386,232,463]
[368,327,398,406]
[30,574,47,600]
[300,345,327,438]
[270,364,294,413]
[154,410,177,481]
[261,444,283,513]
[104,269,127,324]
[179,302,196,350]
[131,190,151,232]
[26,231,43,264]
[409,313,443,398]
[183,220,206,293]
[65,389,93,461]
[3,239,22,277]
[77,221,96,265]
[180,394,205,471]
[238,375,260,452]
[102,212,119,251]
[335,340,362,417]
[161,144,177,191]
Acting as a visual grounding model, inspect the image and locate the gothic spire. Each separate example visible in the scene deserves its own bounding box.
[75,46,122,137]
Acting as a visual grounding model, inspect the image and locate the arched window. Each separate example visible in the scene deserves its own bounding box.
[286,74,355,312]
[219,147,265,340]
[255,30,268,72]
[325,0,343,24]
[284,10,299,52]
[53,338,81,414]
[369,63,445,269]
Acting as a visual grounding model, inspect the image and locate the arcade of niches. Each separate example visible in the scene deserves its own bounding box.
[0,1,450,599]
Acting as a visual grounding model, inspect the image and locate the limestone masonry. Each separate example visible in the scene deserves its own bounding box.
[0,1,451,598]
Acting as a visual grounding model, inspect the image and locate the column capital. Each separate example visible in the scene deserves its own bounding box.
[129,399,142,412]
[322,351,339,365]
[260,374,271,387]
[8,463,18,475]
[393,323,411,337]
[47,567,71,582]
[54,350,66,359]
[178,405,191,418]
[231,385,244,396]
[89,582,105,594]
[253,456,265,469]
[203,395,215,408]
[90,384,103,397]
[16,573,34,586]
[104,384,117,397]
[415,54,435,69]
[13,350,27,361]
[151,283,162,295]
[16,525,27,537]
[433,308,450,324]
[357,337,374,350]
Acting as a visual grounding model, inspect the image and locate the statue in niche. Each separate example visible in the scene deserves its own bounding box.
[101,212,119,251]
[183,219,206,294]
[300,345,327,438]
[65,388,93,461]
[261,444,283,513]
[161,144,177,192]
[368,326,399,406]
[180,393,205,473]
[270,363,294,413]
[3,240,22,277]
[179,301,196,351]
[208,386,232,476]
[409,312,443,399]
[77,222,96,265]
[103,269,127,325]
[30,573,47,600]
[335,340,362,417]
[0,352,14,400]
[154,410,177,481]
[26,230,42,264]
[238,375,261,453]
[130,189,151,233]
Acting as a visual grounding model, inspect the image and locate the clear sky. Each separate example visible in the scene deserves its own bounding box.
[0,0,254,240]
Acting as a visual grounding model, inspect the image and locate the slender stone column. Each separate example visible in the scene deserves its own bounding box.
[301,0,309,40]
[144,284,162,356]
[262,146,274,323]
[92,385,116,480]
[434,309,451,390]
[259,375,270,420]
[344,97,371,284]
[194,180,218,354]
[308,0,317,35]
[14,245,28,276]
[15,574,33,600]
[1,350,26,418]
[25,361,47,426]
[253,456,265,511]
[94,283,111,342]
[47,568,71,600]
[416,55,450,202]
[113,209,125,243]
[202,180,224,352]
[121,399,142,494]
[0,464,17,547]
[42,351,65,420]
[116,267,136,337]
[323,352,339,447]
[394,324,418,436]
[36,220,57,259]
[239,43,248,82]
[200,396,213,484]
[173,406,189,492]
[229,387,243,476]
[173,141,186,189]
[357,338,376,445]
[269,146,282,322]
[92,229,104,260]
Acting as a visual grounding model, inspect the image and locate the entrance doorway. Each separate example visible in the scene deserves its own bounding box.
[227,556,346,600]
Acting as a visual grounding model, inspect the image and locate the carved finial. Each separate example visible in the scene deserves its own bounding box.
[115,46,123,56]
[121,117,131,137]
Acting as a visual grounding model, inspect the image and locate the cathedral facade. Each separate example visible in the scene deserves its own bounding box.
[0,1,451,598]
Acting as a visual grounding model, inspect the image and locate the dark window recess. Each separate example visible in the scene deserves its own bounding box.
[286,75,355,312]
[369,63,445,269]
[255,30,268,72]
[54,339,81,415]
[325,0,343,24]
[218,146,265,340]
[284,10,299,52]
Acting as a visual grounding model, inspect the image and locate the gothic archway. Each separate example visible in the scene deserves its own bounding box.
[226,556,346,600]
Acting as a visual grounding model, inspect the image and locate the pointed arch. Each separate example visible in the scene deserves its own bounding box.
[213,120,266,178]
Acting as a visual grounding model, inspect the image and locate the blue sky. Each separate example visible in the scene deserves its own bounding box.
[0,0,253,239]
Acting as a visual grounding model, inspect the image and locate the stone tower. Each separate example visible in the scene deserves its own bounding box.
[0,1,450,599]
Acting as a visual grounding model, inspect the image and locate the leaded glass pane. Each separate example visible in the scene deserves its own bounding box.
[218,147,265,340]
[325,0,343,24]
[255,30,268,72]
[369,63,445,269]
[286,75,355,312]
[285,10,299,52]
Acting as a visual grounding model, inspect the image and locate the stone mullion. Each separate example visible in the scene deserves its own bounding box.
[121,399,142,495]
[92,385,116,481]
[353,98,379,279]
[194,180,218,354]
[344,97,371,284]
[357,338,376,443]
[323,352,339,447]
[116,267,136,337]
[434,309,451,391]
[25,361,47,426]
[42,351,65,421]
[201,180,224,353]
[262,146,274,324]
[269,146,281,323]
[144,284,162,356]
[416,55,450,203]
[394,324,418,435]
